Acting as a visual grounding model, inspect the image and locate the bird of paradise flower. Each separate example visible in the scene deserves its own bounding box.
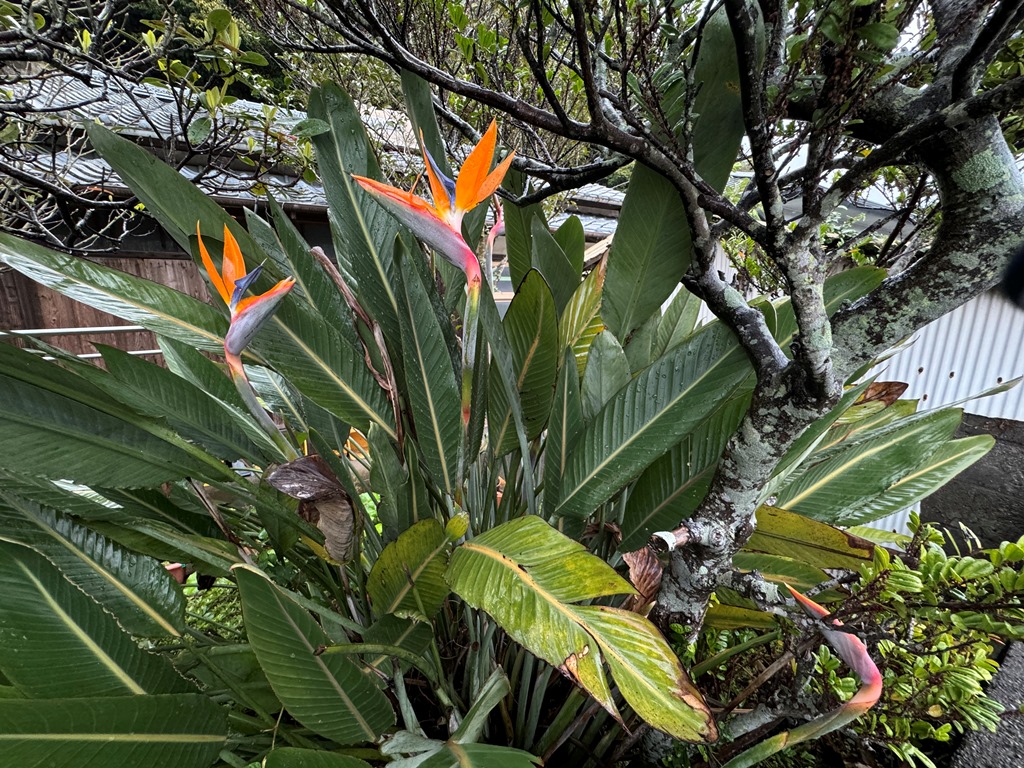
[197,222,297,460]
[353,121,514,441]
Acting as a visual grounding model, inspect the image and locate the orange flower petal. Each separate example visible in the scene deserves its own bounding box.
[221,225,244,299]
[420,133,452,220]
[353,175,440,219]
[196,222,231,306]
[471,150,516,209]
[235,277,296,316]
[455,120,497,213]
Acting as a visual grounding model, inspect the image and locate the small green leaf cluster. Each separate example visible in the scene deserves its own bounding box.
[813,518,1024,766]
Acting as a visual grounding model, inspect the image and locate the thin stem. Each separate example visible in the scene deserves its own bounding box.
[226,351,298,461]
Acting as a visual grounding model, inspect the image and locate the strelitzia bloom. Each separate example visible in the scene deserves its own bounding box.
[352,120,514,287]
[353,122,515,444]
[722,585,883,768]
[197,222,296,459]
[197,223,295,358]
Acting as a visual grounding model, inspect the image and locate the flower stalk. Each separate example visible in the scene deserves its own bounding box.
[197,223,298,461]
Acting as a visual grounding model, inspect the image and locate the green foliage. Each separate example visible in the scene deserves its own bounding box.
[0,16,1009,766]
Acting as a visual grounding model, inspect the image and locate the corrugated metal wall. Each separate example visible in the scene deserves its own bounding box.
[879,291,1024,420]
[866,290,1024,534]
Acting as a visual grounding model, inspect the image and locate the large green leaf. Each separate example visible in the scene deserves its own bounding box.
[620,390,750,552]
[0,542,191,697]
[234,565,395,744]
[554,216,586,275]
[86,518,238,577]
[87,123,263,259]
[745,506,875,571]
[309,82,403,343]
[603,10,750,340]
[0,232,225,352]
[93,344,279,462]
[653,288,701,359]
[0,344,218,487]
[367,519,451,620]
[828,435,993,526]
[265,748,372,768]
[0,495,184,636]
[446,516,716,742]
[580,330,630,420]
[0,694,225,768]
[543,349,585,517]
[251,297,395,437]
[396,261,461,496]
[530,217,578,316]
[620,269,887,543]
[556,322,750,519]
[489,270,559,454]
[501,169,542,287]
[773,409,967,524]
[250,200,352,335]
[559,259,607,378]
[478,281,538,513]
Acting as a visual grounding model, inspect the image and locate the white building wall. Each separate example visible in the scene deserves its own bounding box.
[864,290,1024,534]
[878,291,1024,420]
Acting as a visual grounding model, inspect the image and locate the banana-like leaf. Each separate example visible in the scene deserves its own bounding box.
[265,748,372,768]
[653,288,701,359]
[87,123,261,259]
[531,217,579,315]
[234,564,395,744]
[0,232,225,352]
[446,516,717,742]
[158,337,245,409]
[0,495,184,636]
[0,694,226,768]
[834,435,993,526]
[94,344,279,462]
[554,216,586,274]
[603,10,751,340]
[764,381,873,497]
[580,330,630,420]
[251,298,395,437]
[500,169,543,287]
[383,734,541,768]
[367,519,451,620]
[396,261,461,496]
[362,615,435,673]
[0,344,220,487]
[732,552,830,592]
[745,506,875,571]
[250,200,353,336]
[620,391,750,552]
[543,349,585,517]
[623,312,661,373]
[489,270,559,454]
[704,604,777,630]
[309,82,403,344]
[556,322,750,520]
[87,519,238,578]
[477,281,539,514]
[559,259,606,378]
[773,409,969,525]
[0,542,192,697]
